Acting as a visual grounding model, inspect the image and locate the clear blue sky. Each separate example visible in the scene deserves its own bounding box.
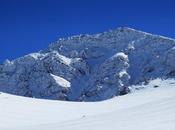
[0,0,175,62]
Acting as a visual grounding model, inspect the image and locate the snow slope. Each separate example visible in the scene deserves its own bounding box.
[1,79,175,130]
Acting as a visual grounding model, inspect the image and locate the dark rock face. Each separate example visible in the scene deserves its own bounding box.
[1,27,175,101]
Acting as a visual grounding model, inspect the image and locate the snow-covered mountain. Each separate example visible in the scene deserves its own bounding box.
[1,27,175,101]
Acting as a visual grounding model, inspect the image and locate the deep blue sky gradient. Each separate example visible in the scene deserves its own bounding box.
[0,0,175,62]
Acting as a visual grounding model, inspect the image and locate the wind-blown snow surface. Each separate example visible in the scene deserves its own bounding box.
[1,79,175,130]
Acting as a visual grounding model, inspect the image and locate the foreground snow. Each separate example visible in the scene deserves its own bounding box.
[0,79,175,130]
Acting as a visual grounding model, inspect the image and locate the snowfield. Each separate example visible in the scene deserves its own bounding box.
[1,79,175,130]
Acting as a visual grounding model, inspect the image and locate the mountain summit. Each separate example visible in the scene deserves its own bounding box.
[1,27,175,101]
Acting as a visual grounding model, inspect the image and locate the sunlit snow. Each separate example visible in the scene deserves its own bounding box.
[0,79,175,130]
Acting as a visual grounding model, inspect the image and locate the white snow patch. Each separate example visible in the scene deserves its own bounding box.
[50,74,71,88]
[55,52,72,66]
[118,70,127,78]
[113,52,128,60]
[28,53,43,60]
